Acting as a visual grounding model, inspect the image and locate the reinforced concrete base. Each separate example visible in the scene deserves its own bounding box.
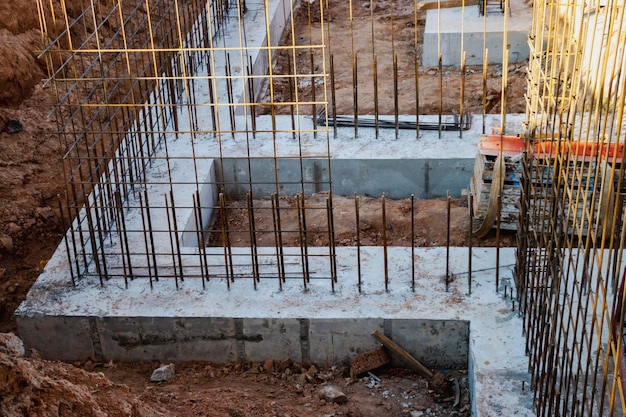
[17,247,535,417]
[422,0,532,66]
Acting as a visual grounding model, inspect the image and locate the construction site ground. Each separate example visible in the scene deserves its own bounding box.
[0,0,523,415]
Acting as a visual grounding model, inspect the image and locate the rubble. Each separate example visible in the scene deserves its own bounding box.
[317,385,349,404]
[150,363,176,382]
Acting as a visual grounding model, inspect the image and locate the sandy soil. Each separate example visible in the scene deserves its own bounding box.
[1,332,471,416]
[0,0,516,415]
[210,193,514,247]
[264,0,527,116]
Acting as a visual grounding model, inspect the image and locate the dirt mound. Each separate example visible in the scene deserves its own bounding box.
[0,333,164,417]
[0,1,47,106]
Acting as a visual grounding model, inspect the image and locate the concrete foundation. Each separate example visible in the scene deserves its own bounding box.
[422,0,532,66]
[17,245,535,417]
[17,0,536,415]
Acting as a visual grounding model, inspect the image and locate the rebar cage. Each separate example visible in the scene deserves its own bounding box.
[519,0,626,414]
[36,0,337,286]
[38,0,518,290]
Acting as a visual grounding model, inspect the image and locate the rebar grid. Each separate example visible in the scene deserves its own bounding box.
[519,0,626,414]
[36,0,522,295]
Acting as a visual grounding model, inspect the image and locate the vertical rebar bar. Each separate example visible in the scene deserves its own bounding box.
[411,194,415,292]
[496,193,501,292]
[460,52,465,139]
[446,190,451,291]
[57,196,76,286]
[326,196,335,292]
[393,54,399,139]
[382,193,389,292]
[218,192,232,288]
[164,193,179,289]
[297,194,309,288]
[355,193,362,293]
[415,56,420,139]
[246,192,259,288]
[330,54,337,138]
[192,193,206,288]
[482,48,488,134]
[271,194,283,290]
[438,53,443,139]
[468,192,473,295]
[353,52,358,138]
[374,54,379,139]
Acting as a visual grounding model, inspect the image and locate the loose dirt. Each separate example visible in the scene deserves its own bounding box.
[0,0,516,415]
[2,332,471,417]
[210,193,515,247]
[264,0,526,116]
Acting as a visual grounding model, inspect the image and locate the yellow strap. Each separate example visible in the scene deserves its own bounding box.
[473,152,505,238]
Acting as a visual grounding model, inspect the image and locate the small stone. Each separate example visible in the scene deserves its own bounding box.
[34,206,57,223]
[150,363,175,382]
[318,385,348,404]
[0,235,13,252]
[263,358,274,373]
[298,373,307,384]
[410,411,424,417]
[84,359,97,371]
[0,333,25,357]
[277,358,292,372]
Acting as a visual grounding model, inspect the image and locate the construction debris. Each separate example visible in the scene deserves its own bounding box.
[317,385,349,404]
[371,330,434,379]
[150,363,175,382]
[349,345,392,377]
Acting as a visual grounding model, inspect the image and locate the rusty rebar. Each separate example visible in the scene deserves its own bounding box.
[246,192,259,287]
[271,194,283,289]
[446,190,451,291]
[218,192,232,289]
[355,193,362,293]
[382,193,389,292]
[468,192,473,295]
[496,193,501,292]
[374,54,379,139]
[394,53,399,139]
[411,194,415,292]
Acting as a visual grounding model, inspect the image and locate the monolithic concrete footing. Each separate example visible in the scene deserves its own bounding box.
[17,247,534,417]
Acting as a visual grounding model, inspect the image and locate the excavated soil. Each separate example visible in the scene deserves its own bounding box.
[1,332,471,417]
[209,194,515,247]
[263,0,526,116]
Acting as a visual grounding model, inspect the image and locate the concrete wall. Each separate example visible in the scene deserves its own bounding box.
[218,158,474,199]
[423,30,530,67]
[17,316,469,369]
[421,1,532,67]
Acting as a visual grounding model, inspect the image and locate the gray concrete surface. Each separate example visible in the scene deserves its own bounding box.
[16,246,535,416]
[18,315,468,369]
[422,1,532,66]
[218,157,474,199]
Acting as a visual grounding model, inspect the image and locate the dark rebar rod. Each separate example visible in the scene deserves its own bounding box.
[446,190,451,292]
[382,193,389,292]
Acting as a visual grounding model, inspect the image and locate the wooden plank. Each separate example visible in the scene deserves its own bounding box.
[372,331,433,379]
